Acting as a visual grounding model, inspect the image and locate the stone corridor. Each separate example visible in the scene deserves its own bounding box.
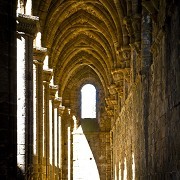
[0,0,179,179]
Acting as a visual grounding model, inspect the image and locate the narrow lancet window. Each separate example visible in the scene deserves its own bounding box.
[81,84,96,118]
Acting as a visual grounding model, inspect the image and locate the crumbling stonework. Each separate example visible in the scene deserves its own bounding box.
[0,0,179,179]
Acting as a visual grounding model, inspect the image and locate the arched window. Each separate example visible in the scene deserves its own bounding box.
[81,84,96,118]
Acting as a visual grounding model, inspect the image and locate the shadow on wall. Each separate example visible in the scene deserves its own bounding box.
[17,166,25,180]
[80,118,99,132]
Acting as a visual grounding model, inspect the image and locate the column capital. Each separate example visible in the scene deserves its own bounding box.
[59,106,65,116]
[105,95,118,106]
[121,46,131,60]
[17,13,39,37]
[108,84,117,95]
[54,97,62,108]
[115,86,124,98]
[43,69,53,83]
[49,85,58,99]
[111,68,124,83]
[33,47,47,63]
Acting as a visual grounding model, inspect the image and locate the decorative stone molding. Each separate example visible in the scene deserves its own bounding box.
[121,46,131,61]
[59,106,65,116]
[105,95,118,106]
[121,46,131,70]
[33,47,47,63]
[108,84,117,95]
[43,69,53,83]
[111,69,124,83]
[17,13,39,37]
[54,97,62,108]
[49,85,58,98]
[115,86,124,98]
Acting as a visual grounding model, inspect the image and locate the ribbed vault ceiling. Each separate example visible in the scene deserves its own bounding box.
[33,0,128,97]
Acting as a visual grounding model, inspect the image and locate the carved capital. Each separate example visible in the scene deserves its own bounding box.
[59,106,65,116]
[43,69,53,83]
[111,69,124,84]
[54,97,62,108]
[115,86,124,98]
[106,95,118,106]
[33,47,47,63]
[49,85,58,99]
[17,13,39,37]
[120,46,131,68]
[108,84,117,95]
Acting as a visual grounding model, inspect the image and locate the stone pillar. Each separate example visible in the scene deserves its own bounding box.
[141,9,152,176]
[16,13,38,178]
[0,0,17,178]
[33,47,47,179]
[61,108,74,180]
[59,106,65,179]
[43,69,53,179]
[49,85,58,180]
[110,130,114,180]
[54,97,62,179]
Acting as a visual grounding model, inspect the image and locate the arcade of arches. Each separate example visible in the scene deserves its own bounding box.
[0,0,179,179]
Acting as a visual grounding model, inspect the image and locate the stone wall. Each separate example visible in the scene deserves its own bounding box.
[0,0,17,178]
[112,2,180,179]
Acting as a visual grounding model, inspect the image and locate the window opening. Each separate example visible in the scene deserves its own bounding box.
[81,84,96,118]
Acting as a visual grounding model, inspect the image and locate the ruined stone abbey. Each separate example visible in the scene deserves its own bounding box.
[0,0,179,179]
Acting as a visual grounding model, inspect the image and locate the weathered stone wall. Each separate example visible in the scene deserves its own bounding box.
[113,79,144,179]
[113,1,180,179]
[0,0,17,178]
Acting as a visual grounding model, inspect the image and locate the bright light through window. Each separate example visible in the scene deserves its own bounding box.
[81,84,96,118]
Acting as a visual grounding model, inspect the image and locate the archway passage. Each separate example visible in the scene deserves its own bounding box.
[10,0,180,180]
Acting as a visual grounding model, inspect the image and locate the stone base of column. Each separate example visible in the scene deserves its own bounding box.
[32,156,39,179]
[41,157,46,179]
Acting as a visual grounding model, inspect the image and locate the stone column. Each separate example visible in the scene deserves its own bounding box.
[141,9,152,176]
[110,130,114,180]
[61,108,74,180]
[49,85,58,180]
[43,69,53,179]
[33,47,47,179]
[16,13,38,178]
[58,106,65,179]
[54,97,61,179]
